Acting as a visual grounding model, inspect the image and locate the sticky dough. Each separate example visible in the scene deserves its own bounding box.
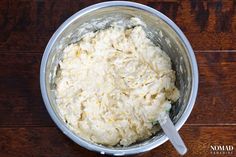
[55,19,179,146]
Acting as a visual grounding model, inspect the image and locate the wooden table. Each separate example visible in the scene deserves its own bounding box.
[0,0,235,156]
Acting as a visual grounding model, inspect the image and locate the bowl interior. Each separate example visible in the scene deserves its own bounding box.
[43,5,192,152]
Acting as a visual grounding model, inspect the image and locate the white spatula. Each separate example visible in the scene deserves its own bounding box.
[158,113,187,155]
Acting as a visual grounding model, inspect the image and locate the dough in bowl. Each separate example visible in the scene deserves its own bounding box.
[55,19,179,146]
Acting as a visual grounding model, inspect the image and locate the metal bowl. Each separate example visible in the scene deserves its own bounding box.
[40,1,198,156]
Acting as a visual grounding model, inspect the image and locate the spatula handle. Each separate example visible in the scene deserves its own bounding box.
[159,116,187,155]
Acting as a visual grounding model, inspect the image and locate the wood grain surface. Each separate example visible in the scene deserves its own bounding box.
[0,0,235,157]
[0,126,235,157]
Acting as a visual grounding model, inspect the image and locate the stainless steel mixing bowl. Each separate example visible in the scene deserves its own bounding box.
[40,1,198,155]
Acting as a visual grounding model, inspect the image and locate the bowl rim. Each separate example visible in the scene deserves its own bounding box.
[40,1,198,156]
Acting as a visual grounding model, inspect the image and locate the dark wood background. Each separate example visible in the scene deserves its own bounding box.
[0,0,235,156]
